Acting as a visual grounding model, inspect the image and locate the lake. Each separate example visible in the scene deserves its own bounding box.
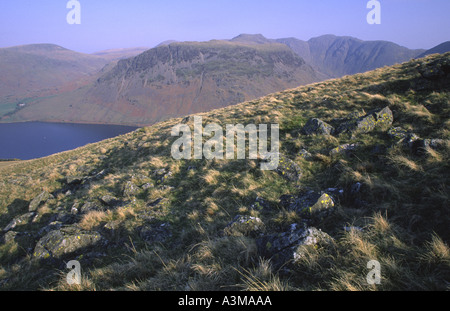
[0,122,138,160]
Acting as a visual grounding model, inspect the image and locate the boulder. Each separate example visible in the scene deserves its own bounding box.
[33,226,105,261]
[256,223,331,269]
[418,57,450,80]
[336,106,393,135]
[280,191,335,222]
[276,154,302,182]
[329,143,359,156]
[223,215,265,237]
[302,118,334,136]
[123,181,139,198]
[388,127,409,141]
[29,191,54,212]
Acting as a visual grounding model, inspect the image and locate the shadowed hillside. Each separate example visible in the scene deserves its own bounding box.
[0,53,448,291]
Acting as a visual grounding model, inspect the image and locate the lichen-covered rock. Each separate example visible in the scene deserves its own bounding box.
[153,168,173,184]
[303,118,334,136]
[372,106,394,129]
[418,57,450,80]
[388,127,409,140]
[280,191,335,221]
[276,154,302,182]
[33,226,105,261]
[329,143,359,156]
[223,215,265,237]
[29,191,54,212]
[249,197,271,211]
[336,106,393,135]
[256,223,332,269]
[298,149,313,160]
[123,181,140,198]
[293,228,333,262]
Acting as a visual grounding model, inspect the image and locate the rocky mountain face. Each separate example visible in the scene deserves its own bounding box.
[7,40,324,125]
[276,35,426,78]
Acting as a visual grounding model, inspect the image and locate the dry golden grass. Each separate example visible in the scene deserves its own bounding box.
[1,53,449,291]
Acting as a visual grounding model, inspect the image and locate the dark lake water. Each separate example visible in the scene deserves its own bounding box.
[0,122,138,160]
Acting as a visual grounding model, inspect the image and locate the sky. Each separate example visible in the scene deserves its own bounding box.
[0,0,449,54]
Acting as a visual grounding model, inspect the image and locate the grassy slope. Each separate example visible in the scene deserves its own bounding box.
[0,53,449,291]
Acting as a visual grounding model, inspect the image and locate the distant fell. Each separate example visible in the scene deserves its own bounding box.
[419,41,450,58]
[9,39,323,125]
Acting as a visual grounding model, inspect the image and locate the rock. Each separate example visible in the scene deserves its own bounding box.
[280,191,335,222]
[139,223,172,244]
[1,231,19,244]
[276,154,302,182]
[80,201,104,214]
[256,223,331,269]
[223,215,265,237]
[324,187,344,199]
[329,143,359,156]
[336,106,393,135]
[29,191,54,212]
[153,169,173,184]
[249,196,271,211]
[418,57,450,80]
[292,228,333,262]
[298,149,313,160]
[33,226,106,261]
[302,118,334,136]
[100,195,121,207]
[70,202,80,215]
[141,183,154,190]
[123,181,139,198]
[388,127,409,141]
[3,212,36,232]
[372,106,394,129]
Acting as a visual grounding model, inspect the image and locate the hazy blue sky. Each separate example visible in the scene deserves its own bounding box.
[0,0,449,53]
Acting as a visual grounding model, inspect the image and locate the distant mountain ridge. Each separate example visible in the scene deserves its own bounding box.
[419,41,450,58]
[1,34,446,126]
[0,44,109,102]
[7,40,323,125]
[226,34,425,78]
